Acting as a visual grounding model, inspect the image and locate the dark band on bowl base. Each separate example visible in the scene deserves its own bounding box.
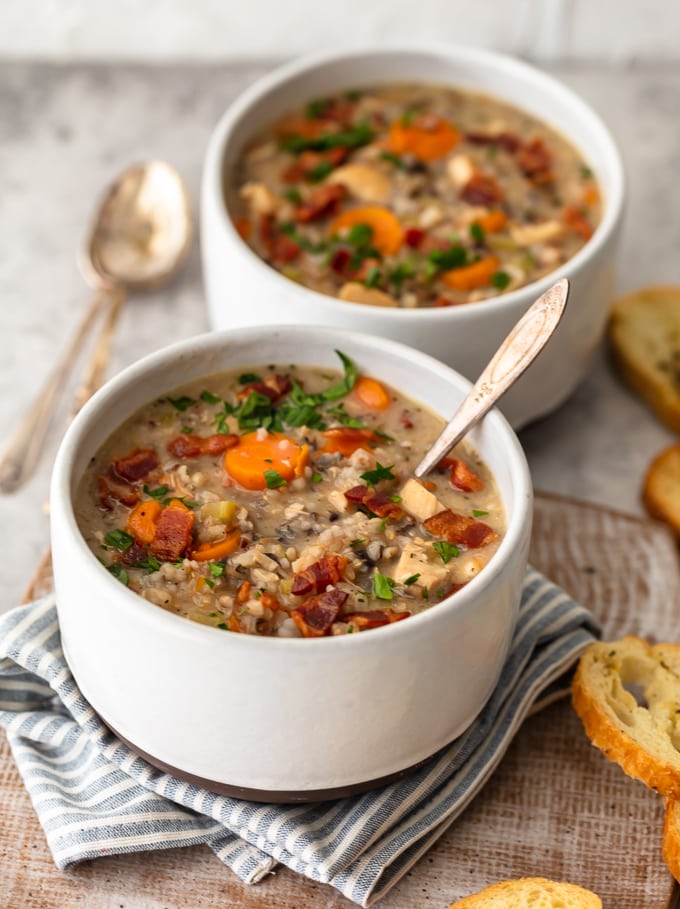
[107,720,431,803]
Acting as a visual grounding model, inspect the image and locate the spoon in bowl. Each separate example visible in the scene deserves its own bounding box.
[0,160,192,494]
[408,277,569,487]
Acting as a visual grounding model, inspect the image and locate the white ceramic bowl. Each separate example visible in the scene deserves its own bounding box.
[201,44,625,430]
[51,325,532,801]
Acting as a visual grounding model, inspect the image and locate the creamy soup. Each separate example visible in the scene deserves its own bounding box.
[76,353,505,636]
[230,83,600,308]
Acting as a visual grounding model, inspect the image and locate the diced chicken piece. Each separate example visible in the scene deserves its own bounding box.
[327,489,349,513]
[392,538,452,596]
[447,154,475,188]
[417,203,445,229]
[240,180,281,216]
[450,553,485,584]
[328,164,392,203]
[338,282,399,308]
[510,220,564,245]
[400,478,444,521]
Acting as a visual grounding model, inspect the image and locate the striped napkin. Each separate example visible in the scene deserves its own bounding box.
[0,568,598,906]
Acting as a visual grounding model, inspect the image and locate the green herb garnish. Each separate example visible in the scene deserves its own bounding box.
[433,541,461,563]
[306,97,329,119]
[580,164,594,179]
[107,562,129,585]
[209,563,226,578]
[380,150,406,170]
[364,265,382,288]
[403,573,421,586]
[280,121,374,154]
[360,462,395,486]
[311,472,323,483]
[284,187,302,205]
[469,222,486,245]
[472,509,488,517]
[130,556,162,573]
[264,469,286,489]
[168,396,196,412]
[308,160,333,182]
[491,271,511,290]
[388,261,415,289]
[427,244,468,272]
[200,390,222,404]
[372,573,395,601]
[320,350,358,401]
[143,484,169,500]
[238,372,262,385]
[104,529,134,552]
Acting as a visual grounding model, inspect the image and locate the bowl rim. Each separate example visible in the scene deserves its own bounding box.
[51,323,532,653]
[202,41,625,323]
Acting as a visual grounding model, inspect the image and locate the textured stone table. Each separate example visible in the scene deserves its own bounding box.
[1,61,679,610]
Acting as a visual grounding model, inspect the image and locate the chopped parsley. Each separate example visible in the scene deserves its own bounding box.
[209,563,226,578]
[580,164,594,179]
[433,541,461,563]
[427,244,468,272]
[284,187,302,205]
[306,97,329,119]
[472,509,488,517]
[311,472,323,484]
[469,221,486,245]
[200,390,222,404]
[388,261,415,289]
[130,556,162,573]
[380,150,406,170]
[107,563,129,585]
[168,396,196,412]
[279,121,374,154]
[143,484,169,500]
[403,573,421,586]
[319,350,358,401]
[491,271,511,290]
[345,223,374,247]
[364,265,382,288]
[308,160,333,182]
[372,572,395,601]
[360,462,395,486]
[104,529,134,552]
[264,469,287,489]
[238,372,262,384]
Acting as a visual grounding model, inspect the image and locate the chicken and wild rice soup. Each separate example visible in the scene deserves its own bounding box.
[231,83,600,308]
[76,353,505,637]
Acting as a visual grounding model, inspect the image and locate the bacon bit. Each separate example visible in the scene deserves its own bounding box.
[98,470,140,510]
[562,205,593,241]
[291,555,348,596]
[118,541,148,566]
[149,506,195,561]
[345,609,411,629]
[330,248,352,274]
[423,509,499,549]
[461,173,504,206]
[434,295,458,308]
[233,216,251,241]
[113,448,159,483]
[294,183,346,223]
[321,427,379,457]
[167,433,238,459]
[399,413,414,429]
[449,459,484,492]
[237,373,292,402]
[236,580,251,603]
[404,227,425,248]
[517,138,554,184]
[343,484,405,521]
[292,588,348,637]
[259,214,301,264]
[465,130,521,153]
[282,147,348,183]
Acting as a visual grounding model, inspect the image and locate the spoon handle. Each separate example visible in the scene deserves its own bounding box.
[414,278,569,478]
[0,287,114,495]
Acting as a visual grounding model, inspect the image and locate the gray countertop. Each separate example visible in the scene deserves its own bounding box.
[1,61,678,611]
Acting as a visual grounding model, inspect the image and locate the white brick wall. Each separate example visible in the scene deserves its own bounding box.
[2,0,678,62]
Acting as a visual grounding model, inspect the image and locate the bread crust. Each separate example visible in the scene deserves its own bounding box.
[642,443,680,536]
[449,876,602,908]
[609,285,680,432]
[663,799,680,884]
[571,637,680,798]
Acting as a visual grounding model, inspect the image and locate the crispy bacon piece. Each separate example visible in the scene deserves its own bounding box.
[259,214,301,264]
[562,205,593,240]
[98,470,140,510]
[167,433,238,459]
[423,509,498,549]
[149,506,195,561]
[404,227,425,248]
[237,373,292,402]
[294,183,346,223]
[460,173,504,206]
[343,485,405,521]
[344,609,411,629]
[118,541,148,566]
[282,147,348,183]
[292,588,348,637]
[436,456,484,492]
[517,138,553,184]
[465,130,520,153]
[291,555,348,596]
[113,448,159,483]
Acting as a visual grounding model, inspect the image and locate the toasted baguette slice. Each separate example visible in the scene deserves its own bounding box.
[609,285,680,431]
[449,877,601,908]
[572,636,680,797]
[663,799,680,884]
[643,443,680,535]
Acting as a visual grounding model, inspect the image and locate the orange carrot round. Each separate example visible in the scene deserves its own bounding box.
[224,431,305,490]
[329,206,403,256]
[321,427,378,457]
[126,499,163,545]
[190,529,242,562]
[473,210,508,234]
[388,115,459,161]
[442,255,500,292]
[352,376,391,411]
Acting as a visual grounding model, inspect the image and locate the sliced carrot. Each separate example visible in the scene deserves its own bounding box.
[190,529,242,562]
[167,498,191,512]
[328,206,403,256]
[236,580,251,603]
[321,427,378,457]
[563,205,593,240]
[352,375,391,411]
[233,216,251,241]
[583,185,600,207]
[294,443,309,477]
[473,210,508,234]
[441,255,500,292]
[126,499,163,545]
[224,431,304,490]
[388,114,459,161]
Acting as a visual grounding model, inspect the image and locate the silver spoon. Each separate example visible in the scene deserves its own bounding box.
[0,160,192,494]
[412,277,569,479]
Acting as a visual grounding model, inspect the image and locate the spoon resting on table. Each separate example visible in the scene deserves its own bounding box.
[402,277,569,507]
[0,160,192,495]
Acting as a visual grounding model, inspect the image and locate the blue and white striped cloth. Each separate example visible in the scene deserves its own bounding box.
[0,568,598,906]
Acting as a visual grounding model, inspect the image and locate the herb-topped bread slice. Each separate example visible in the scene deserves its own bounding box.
[609,285,680,431]
[572,636,680,797]
[449,877,602,908]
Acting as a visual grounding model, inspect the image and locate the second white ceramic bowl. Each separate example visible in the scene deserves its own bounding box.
[201,44,624,429]
[50,325,532,800]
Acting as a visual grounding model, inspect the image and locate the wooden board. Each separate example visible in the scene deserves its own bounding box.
[2,492,679,908]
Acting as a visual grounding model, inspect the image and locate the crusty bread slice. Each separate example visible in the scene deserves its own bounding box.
[663,799,680,884]
[643,443,680,536]
[572,636,680,797]
[449,877,601,908]
[609,285,680,431]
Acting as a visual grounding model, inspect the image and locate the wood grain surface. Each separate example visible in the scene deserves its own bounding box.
[1,492,678,908]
